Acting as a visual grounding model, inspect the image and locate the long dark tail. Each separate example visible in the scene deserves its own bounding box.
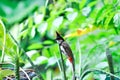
[72,60,76,80]
[68,56,76,80]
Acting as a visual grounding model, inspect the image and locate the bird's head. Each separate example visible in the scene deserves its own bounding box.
[55,31,64,44]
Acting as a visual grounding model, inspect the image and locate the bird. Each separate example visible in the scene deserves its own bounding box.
[55,31,76,80]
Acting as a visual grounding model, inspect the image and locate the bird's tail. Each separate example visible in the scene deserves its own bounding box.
[68,57,76,80]
[72,61,76,80]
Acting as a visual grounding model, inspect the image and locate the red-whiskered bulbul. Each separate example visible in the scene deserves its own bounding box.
[56,31,76,80]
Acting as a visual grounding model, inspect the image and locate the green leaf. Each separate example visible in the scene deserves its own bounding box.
[32,76,39,80]
[83,72,94,80]
[95,5,113,25]
[95,62,108,69]
[34,56,48,65]
[88,1,97,7]
[66,12,78,21]
[0,19,6,52]
[0,19,17,58]
[0,69,15,80]
[71,1,80,11]
[43,40,54,45]
[34,13,44,24]
[52,16,63,28]
[0,63,14,69]
[113,13,120,28]
[42,49,50,57]
[82,6,91,16]
[5,34,18,57]
[30,27,36,39]
[46,57,57,68]
[104,12,115,29]
[26,50,39,60]
[0,0,46,26]
[27,42,43,50]
[37,22,48,36]
[80,0,87,9]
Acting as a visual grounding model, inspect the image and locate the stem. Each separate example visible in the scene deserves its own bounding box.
[77,39,82,77]
[15,55,20,80]
[106,48,114,80]
[8,32,43,80]
[59,46,67,80]
[0,20,6,63]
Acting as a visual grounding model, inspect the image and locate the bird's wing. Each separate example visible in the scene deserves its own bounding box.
[61,41,73,58]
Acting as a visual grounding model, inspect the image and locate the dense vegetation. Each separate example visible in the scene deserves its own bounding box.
[0,0,120,80]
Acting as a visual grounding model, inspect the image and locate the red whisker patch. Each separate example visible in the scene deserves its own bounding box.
[68,57,73,63]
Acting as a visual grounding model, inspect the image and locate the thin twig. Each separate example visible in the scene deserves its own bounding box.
[77,39,82,77]
[59,46,67,80]
[53,52,62,72]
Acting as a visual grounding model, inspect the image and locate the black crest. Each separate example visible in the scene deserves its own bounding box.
[56,31,64,41]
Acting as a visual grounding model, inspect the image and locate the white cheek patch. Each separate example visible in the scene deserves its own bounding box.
[56,40,63,44]
[56,40,60,44]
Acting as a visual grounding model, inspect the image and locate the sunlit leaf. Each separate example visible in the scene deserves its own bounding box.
[43,40,54,45]
[82,6,91,16]
[95,62,108,69]
[0,19,6,51]
[30,27,36,38]
[113,13,120,28]
[109,41,116,47]
[26,50,38,58]
[42,49,50,57]
[64,26,98,38]
[0,0,120,79]
[5,34,18,57]
[104,12,115,29]
[19,29,28,39]
[46,57,57,68]
[34,56,48,65]
[95,5,113,25]
[99,74,106,80]
[65,8,74,12]
[0,19,17,58]
[0,69,15,80]
[27,43,43,50]
[32,76,39,80]
[66,12,78,21]
[80,0,87,9]
[34,13,44,24]
[83,72,94,80]
[113,36,120,42]
[37,22,48,35]
[52,16,63,28]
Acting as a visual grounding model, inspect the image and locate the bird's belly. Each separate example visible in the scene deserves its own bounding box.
[60,46,67,56]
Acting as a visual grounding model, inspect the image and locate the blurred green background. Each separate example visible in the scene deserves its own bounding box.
[0,0,120,80]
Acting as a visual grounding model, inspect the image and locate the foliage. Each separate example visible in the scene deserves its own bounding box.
[0,0,120,80]
[0,69,15,80]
